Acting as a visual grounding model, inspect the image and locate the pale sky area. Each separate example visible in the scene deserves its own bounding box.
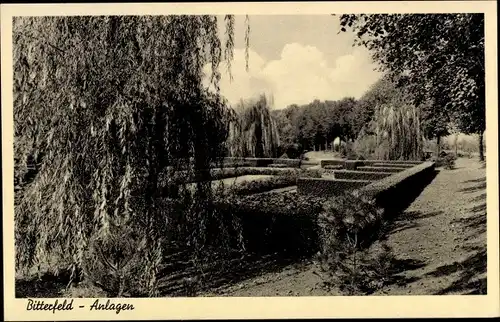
[204,15,383,110]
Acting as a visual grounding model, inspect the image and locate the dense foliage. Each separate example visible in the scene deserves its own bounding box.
[273,98,358,153]
[272,74,424,161]
[226,94,280,158]
[339,13,485,160]
[14,15,250,296]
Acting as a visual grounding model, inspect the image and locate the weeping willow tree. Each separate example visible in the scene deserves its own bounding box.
[13,15,250,296]
[374,101,423,160]
[226,93,280,158]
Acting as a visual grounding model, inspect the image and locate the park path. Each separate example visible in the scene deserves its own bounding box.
[373,157,487,295]
[213,157,487,296]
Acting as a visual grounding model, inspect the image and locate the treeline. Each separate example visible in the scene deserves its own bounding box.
[272,97,360,156]
[270,74,423,160]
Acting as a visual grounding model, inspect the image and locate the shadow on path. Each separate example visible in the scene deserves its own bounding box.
[429,178,487,295]
[157,252,304,296]
[379,210,444,242]
[428,249,487,295]
[459,177,486,193]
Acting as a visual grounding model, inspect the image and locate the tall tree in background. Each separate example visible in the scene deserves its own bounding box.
[339,13,485,160]
[227,94,280,158]
[13,15,250,296]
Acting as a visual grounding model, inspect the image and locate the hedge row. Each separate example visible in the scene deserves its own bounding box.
[369,163,415,169]
[163,166,323,184]
[320,160,345,168]
[213,192,326,254]
[357,161,436,215]
[224,176,298,196]
[356,166,405,173]
[205,161,435,257]
[297,177,372,197]
[219,157,319,168]
[333,170,393,181]
[321,159,423,169]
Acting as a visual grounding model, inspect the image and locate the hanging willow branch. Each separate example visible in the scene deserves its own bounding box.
[226,93,280,158]
[13,15,249,296]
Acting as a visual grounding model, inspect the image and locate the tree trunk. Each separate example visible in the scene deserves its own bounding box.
[436,136,441,158]
[479,132,484,161]
[455,133,459,156]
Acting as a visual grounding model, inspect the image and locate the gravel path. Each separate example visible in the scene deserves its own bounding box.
[373,157,486,295]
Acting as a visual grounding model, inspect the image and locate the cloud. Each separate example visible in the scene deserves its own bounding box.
[204,43,382,109]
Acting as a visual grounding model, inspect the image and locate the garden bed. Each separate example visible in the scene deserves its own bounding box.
[297,178,372,197]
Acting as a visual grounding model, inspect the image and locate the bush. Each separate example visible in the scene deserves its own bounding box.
[215,191,326,217]
[278,143,302,159]
[314,191,388,295]
[341,142,358,160]
[353,135,377,160]
[434,154,456,169]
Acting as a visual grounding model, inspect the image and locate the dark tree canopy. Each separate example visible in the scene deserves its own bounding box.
[339,13,485,159]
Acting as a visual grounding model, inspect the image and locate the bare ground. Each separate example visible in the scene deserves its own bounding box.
[209,157,487,296]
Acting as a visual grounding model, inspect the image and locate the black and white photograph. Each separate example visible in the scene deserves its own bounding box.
[2,1,498,320]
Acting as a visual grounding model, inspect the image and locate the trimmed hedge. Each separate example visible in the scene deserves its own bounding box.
[356,161,436,215]
[225,176,297,195]
[369,163,414,169]
[267,164,290,168]
[356,166,405,173]
[271,158,301,167]
[323,165,343,170]
[320,160,345,168]
[219,157,315,168]
[213,192,326,254]
[344,160,363,170]
[320,159,422,170]
[222,157,274,167]
[362,160,423,165]
[297,178,371,197]
[166,166,323,184]
[333,170,393,181]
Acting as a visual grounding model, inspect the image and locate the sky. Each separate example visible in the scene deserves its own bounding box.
[204,15,383,110]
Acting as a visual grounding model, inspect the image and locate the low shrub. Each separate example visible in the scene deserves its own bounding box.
[341,142,358,160]
[314,191,388,295]
[353,135,377,160]
[433,154,456,169]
